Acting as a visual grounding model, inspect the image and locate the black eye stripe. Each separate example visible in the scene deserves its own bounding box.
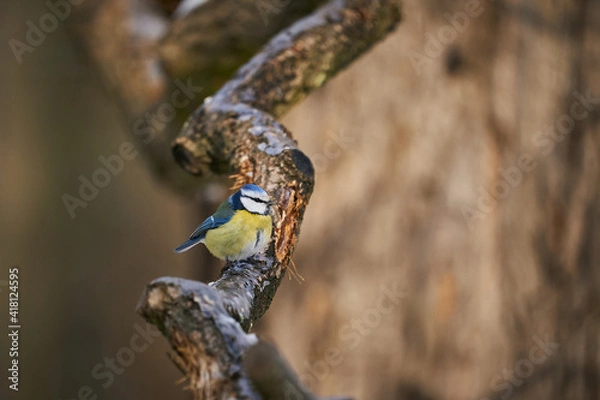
[243,195,268,204]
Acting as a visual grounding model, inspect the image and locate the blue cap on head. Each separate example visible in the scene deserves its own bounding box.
[240,184,267,196]
[228,184,271,212]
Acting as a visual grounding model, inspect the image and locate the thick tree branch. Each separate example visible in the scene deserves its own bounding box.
[138,278,260,398]
[138,280,352,399]
[136,0,400,398]
[72,0,326,191]
[171,0,400,326]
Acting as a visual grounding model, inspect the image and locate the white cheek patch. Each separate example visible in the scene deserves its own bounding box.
[241,197,267,215]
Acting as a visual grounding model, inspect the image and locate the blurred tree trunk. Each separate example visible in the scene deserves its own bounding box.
[267,0,600,399]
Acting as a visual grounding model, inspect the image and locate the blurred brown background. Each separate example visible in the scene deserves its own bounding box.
[1,0,599,399]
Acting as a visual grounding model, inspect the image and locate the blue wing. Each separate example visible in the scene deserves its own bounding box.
[189,215,229,239]
[174,201,234,253]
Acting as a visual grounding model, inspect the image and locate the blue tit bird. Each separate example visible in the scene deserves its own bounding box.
[174,184,273,261]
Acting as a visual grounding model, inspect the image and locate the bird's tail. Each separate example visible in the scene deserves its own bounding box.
[174,237,203,253]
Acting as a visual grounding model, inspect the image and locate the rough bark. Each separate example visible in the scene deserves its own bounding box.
[132,0,401,398]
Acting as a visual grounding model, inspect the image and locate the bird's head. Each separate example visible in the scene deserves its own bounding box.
[238,184,272,215]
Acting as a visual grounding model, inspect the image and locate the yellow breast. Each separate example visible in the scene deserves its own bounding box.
[204,210,272,261]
